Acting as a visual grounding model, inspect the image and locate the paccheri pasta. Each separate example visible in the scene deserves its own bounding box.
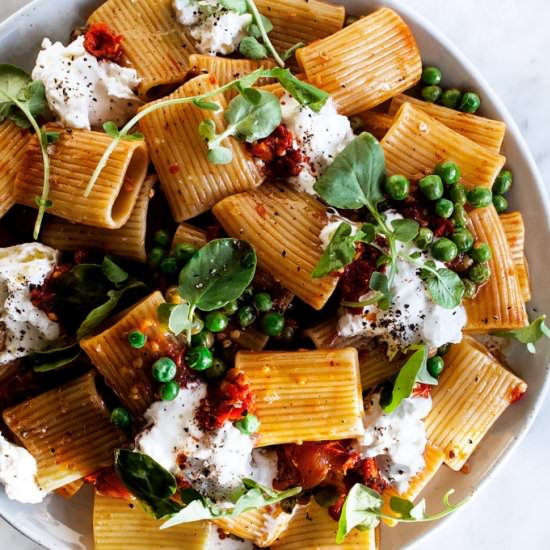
[0,1,542,548]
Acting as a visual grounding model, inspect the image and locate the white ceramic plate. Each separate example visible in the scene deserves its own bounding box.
[1,1,549,548]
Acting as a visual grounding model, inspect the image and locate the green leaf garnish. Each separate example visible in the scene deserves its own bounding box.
[239,36,268,60]
[102,256,129,286]
[391,218,420,243]
[421,263,465,309]
[30,343,81,373]
[282,42,305,61]
[157,303,193,336]
[492,315,550,353]
[312,222,358,278]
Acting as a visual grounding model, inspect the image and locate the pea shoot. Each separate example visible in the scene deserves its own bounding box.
[128,330,147,349]
[152,357,177,383]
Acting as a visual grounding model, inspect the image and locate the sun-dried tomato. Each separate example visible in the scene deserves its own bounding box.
[84,23,124,63]
[85,468,133,500]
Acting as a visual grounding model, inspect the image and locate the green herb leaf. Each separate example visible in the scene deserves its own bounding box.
[102,256,129,286]
[239,36,268,60]
[336,484,383,543]
[247,14,273,38]
[282,42,305,61]
[357,223,376,244]
[312,223,357,278]
[314,133,386,210]
[244,0,284,66]
[235,413,260,435]
[103,120,119,138]
[383,345,432,414]
[199,119,217,141]
[492,315,550,353]
[193,98,221,111]
[208,146,233,164]
[30,343,81,373]
[391,218,419,243]
[157,303,192,336]
[424,267,465,309]
[219,0,248,14]
[45,130,60,144]
[269,67,329,112]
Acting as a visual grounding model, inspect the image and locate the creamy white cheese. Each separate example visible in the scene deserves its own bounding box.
[209,525,254,549]
[280,94,354,195]
[136,382,275,503]
[337,212,466,356]
[173,0,252,55]
[0,243,60,365]
[0,431,45,503]
[32,36,141,130]
[361,393,432,494]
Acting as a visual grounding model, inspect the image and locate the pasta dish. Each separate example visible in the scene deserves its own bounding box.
[0,0,544,548]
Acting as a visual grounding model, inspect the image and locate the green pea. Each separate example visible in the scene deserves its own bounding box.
[415,227,434,250]
[160,381,180,401]
[467,187,493,208]
[261,312,285,337]
[427,356,445,378]
[160,256,178,274]
[435,161,461,186]
[468,262,492,284]
[235,413,261,435]
[238,306,257,328]
[253,292,273,313]
[421,85,442,103]
[451,203,469,228]
[191,331,214,349]
[451,229,474,253]
[203,357,227,380]
[148,247,166,269]
[440,88,462,109]
[492,194,509,213]
[222,301,239,315]
[431,238,458,262]
[127,330,146,349]
[152,357,177,382]
[205,312,229,333]
[448,183,467,205]
[459,92,481,113]
[185,347,213,371]
[434,198,454,219]
[418,175,444,201]
[438,343,451,356]
[470,242,492,263]
[462,278,477,299]
[422,66,442,86]
[493,169,512,195]
[153,229,170,248]
[111,407,132,429]
[172,242,197,264]
[384,175,410,201]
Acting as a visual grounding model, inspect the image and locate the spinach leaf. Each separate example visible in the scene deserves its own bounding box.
[424,266,465,309]
[382,345,434,414]
[31,343,81,373]
[312,223,358,278]
[102,256,128,286]
[314,133,386,210]
[269,67,329,112]
[493,315,550,353]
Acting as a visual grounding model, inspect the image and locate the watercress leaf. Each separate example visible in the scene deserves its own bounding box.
[240,87,262,105]
[269,67,328,112]
[383,345,429,414]
[231,484,301,517]
[314,133,386,210]
[236,68,266,90]
[0,64,31,118]
[219,0,248,14]
[336,483,383,543]
[103,120,120,138]
[376,254,391,268]
[20,80,48,119]
[45,130,60,144]
[240,478,278,498]
[178,238,257,312]
[391,218,419,243]
[239,36,268,60]
[121,131,144,142]
[199,119,217,142]
[389,496,415,519]
[208,146,233,164]
[224,90,281,142]
[369,271,390,296]
[193,98,221,111]
[492,315,550,353]
[157,303,192,336]
[312,222,357,278]
[142,497,183,520]
[161,499,216,528]
[425,268,464,309]
[102,256,129,285]
[282,42,305,61]
[31,343,81,373]
[358,223,376,243]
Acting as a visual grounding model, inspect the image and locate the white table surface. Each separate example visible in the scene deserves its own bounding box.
[1,0,549,548]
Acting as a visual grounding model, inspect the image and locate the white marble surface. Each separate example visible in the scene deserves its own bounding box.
[1,0,550,548]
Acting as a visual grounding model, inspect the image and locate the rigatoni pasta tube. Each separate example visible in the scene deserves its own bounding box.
[382,103,506,189]
[0,121,30,218]
[80,291,177,417]
[500,211,531,302]
[93,494,210,550]
[2,372,126,492]
[359,347,402,390]
[41,175,156,262]
[235,348,364,446]
[88,0,196,100]
[296,8,421,115]
[15,127,149,229]
[465,206,528,331]
[355,111,394,141]
[171,222,208,249]
[139,75,264,222]
[272,499,378,549]
[425,337,527,470]
[213,183,337,310]
[388,94,506,153]
[255,0,345,54]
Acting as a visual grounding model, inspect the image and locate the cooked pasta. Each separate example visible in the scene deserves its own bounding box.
[465,206,528,331]
[139,74,264,222]
[171,222,208,249]
[296,8,422,115]
[213,183,337,310]
[235,348,364,446]
[382,103,506,189]
[2,372,126,492]
[388,94,506,153]
[88,0,196,100]
[41,175,156,262]
[355,111,394,141]
[15,126,149,229]
[359,347,403,391]
[425,337,527,470]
